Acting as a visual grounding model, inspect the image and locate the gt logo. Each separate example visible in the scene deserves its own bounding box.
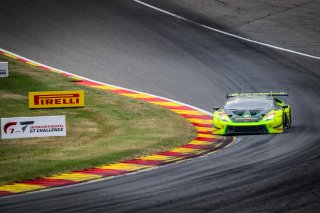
[20,121,35,133]
[3,121,34,134]
[4,122,17,134]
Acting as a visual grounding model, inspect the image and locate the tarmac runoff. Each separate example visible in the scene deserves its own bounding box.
[0,48,235,197]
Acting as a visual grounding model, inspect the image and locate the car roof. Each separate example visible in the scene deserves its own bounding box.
[224,95,276,110]
[228,95,274,101]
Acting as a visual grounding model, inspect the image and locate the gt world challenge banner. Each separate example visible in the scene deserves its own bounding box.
[1,115,66,139]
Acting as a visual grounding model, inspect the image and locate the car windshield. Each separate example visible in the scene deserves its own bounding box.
[224,97,275,110]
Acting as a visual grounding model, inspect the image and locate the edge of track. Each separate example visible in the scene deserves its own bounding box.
[0,48,235,198]
[133,0,320,60]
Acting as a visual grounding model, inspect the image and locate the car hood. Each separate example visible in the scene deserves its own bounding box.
[224,108,270,122]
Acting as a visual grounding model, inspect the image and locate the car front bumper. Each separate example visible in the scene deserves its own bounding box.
[212,117,283,135]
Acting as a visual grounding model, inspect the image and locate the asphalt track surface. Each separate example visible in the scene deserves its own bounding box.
[0,0,320,212]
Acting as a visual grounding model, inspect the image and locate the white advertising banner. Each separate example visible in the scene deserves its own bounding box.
[0,62,8,77]
[1,115,66,139]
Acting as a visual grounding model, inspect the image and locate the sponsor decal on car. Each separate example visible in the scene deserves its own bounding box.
[29,90,84,108]
[1,115,66,139]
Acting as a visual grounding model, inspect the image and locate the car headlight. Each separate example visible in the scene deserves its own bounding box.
[263,113,275,121]
[220,113,230,122]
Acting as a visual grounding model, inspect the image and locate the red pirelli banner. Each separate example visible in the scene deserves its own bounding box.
[29,90,84,108]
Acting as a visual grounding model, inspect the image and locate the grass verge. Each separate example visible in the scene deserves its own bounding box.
[0,54,196,185]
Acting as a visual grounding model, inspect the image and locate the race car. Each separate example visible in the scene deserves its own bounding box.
[212,92,291,135]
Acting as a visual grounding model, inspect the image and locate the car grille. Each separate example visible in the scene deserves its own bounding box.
[226,125,267,134]
[232,117,260,122]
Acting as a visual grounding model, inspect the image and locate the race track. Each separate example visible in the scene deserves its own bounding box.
[0,0,320,212]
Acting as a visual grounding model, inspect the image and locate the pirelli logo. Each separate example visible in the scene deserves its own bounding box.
[29,91,84,108]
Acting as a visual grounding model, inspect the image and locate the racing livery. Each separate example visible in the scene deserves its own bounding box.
[212,92,291,135]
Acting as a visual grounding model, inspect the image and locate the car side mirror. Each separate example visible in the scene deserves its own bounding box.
[282,105,288,109]
[213,107,220,111]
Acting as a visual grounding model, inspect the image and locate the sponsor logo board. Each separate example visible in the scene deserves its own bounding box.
[1,115,66,139]
[29,90,84,108]
[0,62,8,77]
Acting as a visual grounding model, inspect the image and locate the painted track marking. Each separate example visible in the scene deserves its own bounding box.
[133,0,320,60]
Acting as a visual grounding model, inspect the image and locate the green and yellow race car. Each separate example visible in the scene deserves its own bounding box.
[212,92,291,135]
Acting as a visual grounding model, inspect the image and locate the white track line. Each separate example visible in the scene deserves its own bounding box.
[0,48,212,116]
[133,0,320,60]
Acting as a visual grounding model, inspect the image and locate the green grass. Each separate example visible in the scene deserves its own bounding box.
[0,54,196,185]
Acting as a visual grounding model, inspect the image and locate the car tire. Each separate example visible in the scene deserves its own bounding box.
[288,109,292,128]
[282,113,287,130]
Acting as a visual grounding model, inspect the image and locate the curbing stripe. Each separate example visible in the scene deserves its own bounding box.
[123,159,165,166]
[0,184,45,193]
[0,191,14,196]
[162,105,193,110]
[189,140,213,145]
[74,80,102,86]
[17,58,29,63]
[139,97,168,102]
[48,173,103,182]
[195,127,213,132]
[140,155,181,162]
[149,101,182,107]
[171,147,204,154]
[197,133,215,138]
[121,93,155,99]
[25,61,40,66]
[3,52,18,59]
[187,118,212,124]
[91,85,120,90]
[171,110,204,115]
[111,89,138,94]
[0,48,235,197]
[180,114,212,119]
[19,179,76,187]
[191,122,212,128]
[181,144,214,150]
[38,65,52,71]
[158,151,199,158]
[195,137,219,142]
[75,169,129,176]
[98,163,152,171]
[197,131,213,135]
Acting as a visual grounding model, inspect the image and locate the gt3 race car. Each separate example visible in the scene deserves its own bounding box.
[212,92,291,135]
